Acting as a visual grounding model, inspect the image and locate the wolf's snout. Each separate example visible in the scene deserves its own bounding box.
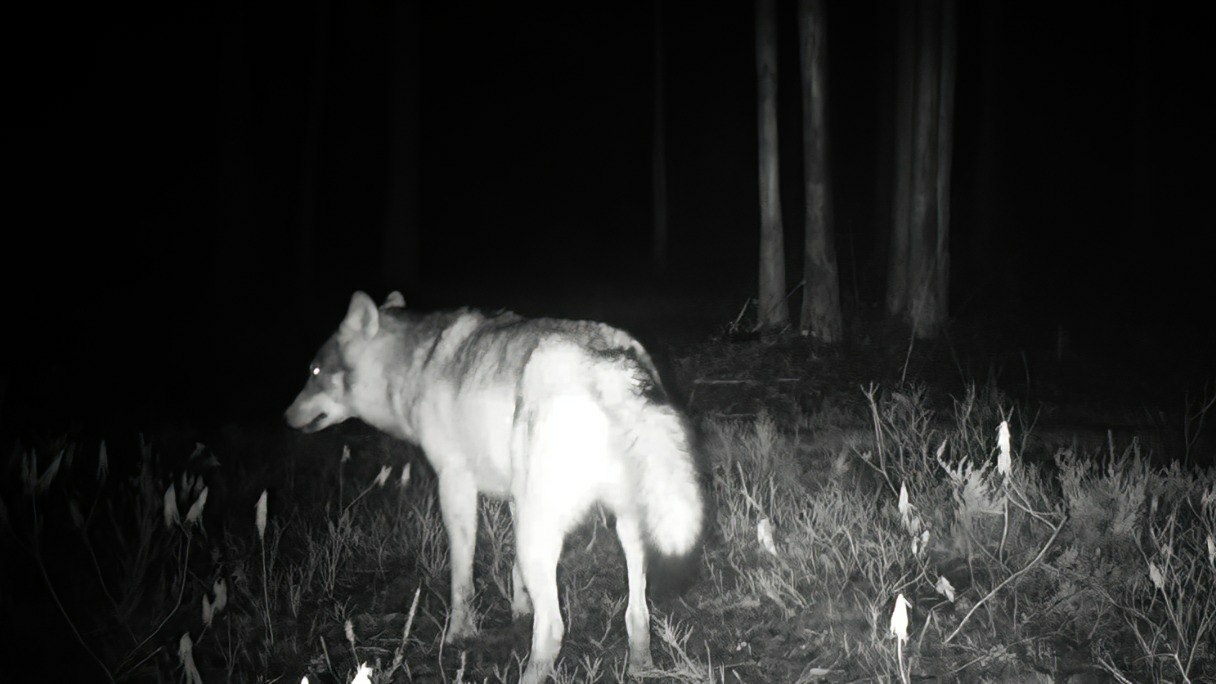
[285,400,328,433]
[285,402,315,429]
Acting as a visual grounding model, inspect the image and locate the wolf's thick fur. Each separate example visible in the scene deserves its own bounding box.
[285,291,704,682]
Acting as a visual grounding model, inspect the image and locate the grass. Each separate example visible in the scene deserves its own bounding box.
[2,335,1214,682]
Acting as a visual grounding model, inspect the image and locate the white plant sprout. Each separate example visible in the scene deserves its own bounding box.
[345,618,358,666]
[1206,486,1216,571]
[11,443,119,680]
[1148,561,1165,592]
[256,490,268,539]
[351,662,374,684]
[897,482,931,557]
[942,419,1067,646]
[338,444,352,506]
[202,576,228,629]
[934,576,956,603]
[135,471,211,662]
[213,577,228,612]
[22,449,66,496]
[384,585,422,681]
[178,633,203,684]
[889,593,910,684]
[1132,484,1215,682]
[185,488,209,527]
[255,490,274,646]
[165,476,211,534]
[12,438,233,682]
[163,484,180,529]
[56,445,212,681]
[756,517,778,556]
[996,420,1013,559]
[68,497,85,530]
[374,465,392,488]
[996,420,1012,479]
[342,462,398,517]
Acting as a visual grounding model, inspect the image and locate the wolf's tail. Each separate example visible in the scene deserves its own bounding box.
[597,351,704,558]
[631,401,704,556]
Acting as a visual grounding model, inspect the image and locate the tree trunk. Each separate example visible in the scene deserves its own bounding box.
[756,0,788,331]
[651,0,669,277]
[797,0,843,342]
[382,0,421,294]
[907,0,940,338]
[885,0,915,317]
[932,0,956,331]
[888,0,955,339]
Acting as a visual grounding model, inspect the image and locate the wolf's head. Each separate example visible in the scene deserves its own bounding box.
[284,291,405,433]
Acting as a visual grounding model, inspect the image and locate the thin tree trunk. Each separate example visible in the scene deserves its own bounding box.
[887,0,954,338]
[908,0,942,338]
[382,0,420,293]
[797,0,843,342]
[972,0,1003,304]
[651,0,669,277]
[886,0,915,317]
[756,0,788,331]
[900,0,955,339]
[873,6,897,309]
[933,0,956,329]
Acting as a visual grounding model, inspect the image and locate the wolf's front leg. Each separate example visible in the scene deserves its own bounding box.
[439,474,479,642]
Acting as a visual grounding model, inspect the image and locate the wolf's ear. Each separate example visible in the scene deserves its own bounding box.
[342,291,380,338]
[382,291,406,309]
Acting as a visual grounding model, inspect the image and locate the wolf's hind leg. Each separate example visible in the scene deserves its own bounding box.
[515,511,565,684]
[616,514,655,673]
[439,473,479,642]
[509,500,533,618]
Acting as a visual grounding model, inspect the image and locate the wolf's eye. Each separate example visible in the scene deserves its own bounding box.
[310,364,321,376]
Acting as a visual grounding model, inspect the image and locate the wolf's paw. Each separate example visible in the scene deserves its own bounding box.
[444,616,478,644]
[627,650,656,676]
[519,658,555,684]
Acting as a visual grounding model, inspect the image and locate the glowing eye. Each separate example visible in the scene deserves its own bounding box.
[310,365,320,376]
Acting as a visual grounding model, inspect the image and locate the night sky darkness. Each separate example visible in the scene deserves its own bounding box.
[3,1,1213,439]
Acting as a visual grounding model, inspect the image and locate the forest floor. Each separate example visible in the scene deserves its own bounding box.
[3,294,1214,682]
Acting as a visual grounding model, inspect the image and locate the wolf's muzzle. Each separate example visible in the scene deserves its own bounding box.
[301,412,328,433]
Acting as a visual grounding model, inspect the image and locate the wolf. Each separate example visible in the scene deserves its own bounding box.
[285,291,704,682]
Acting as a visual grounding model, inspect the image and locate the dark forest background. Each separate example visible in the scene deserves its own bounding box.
[3,1,1213,440]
